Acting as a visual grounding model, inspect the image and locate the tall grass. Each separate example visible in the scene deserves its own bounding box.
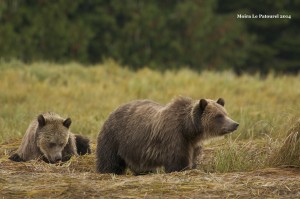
[0,60,299,172]
[269,120,300,167]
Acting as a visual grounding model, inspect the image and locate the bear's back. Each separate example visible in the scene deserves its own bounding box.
[108,100,163,125]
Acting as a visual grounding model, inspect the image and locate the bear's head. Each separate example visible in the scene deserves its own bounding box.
[198,98,239,138]
[36,114,71,163]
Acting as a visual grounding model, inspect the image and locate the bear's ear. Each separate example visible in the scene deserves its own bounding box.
[199,99,208,112]
[63,118,72,128]
[37,114,46,127]
[217,98,225,106]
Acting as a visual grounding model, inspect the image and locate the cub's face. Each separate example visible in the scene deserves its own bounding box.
[199,98,239,138]
[36,115,71,163]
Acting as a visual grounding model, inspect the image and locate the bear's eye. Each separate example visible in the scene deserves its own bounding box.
[59,143,64,147]
[215,114,223,119]
[49,143,56,148]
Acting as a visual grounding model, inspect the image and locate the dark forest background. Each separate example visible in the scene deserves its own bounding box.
[0,0,299,74]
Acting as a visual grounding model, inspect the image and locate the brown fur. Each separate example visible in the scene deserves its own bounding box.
[96,97,239,174]
[9,112,91,163]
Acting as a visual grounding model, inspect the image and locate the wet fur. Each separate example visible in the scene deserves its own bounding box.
[96,97,238,174]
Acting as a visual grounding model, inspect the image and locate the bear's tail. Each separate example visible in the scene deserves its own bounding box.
[75,134,91,155]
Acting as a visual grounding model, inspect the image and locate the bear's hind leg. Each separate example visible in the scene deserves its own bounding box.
[96,137,126,174]
[130,167,156,176]
[96,151,126,174]
[9,153,24,162]
[133,171,154,175]
[75,134,91,155]
[113,155,127,175]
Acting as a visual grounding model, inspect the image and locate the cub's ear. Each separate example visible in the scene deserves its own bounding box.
[199,99,208,112]
[63,118,72,128]
[37,114,46,127]
[217,98,225,106]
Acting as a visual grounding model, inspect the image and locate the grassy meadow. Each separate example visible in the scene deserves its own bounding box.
[0,60,300,198]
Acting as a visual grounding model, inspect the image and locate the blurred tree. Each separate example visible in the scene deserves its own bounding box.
[217,0,300,74]
[0,0,93,62]
[0,0,298,73]
[84,0,251,71]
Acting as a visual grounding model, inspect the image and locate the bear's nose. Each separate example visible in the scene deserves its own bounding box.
[234,123,239,129]
[55,157,62,162]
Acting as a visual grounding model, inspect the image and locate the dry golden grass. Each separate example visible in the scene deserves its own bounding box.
[1,140,300,198]
[270,120,300,167]
[0,61,300,198]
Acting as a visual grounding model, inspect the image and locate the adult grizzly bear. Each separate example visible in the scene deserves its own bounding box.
[9,112,91,163]
[96,97,239,174]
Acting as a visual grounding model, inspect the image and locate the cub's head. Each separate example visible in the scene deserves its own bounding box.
[198,98,239,138]
[36,114,71,163]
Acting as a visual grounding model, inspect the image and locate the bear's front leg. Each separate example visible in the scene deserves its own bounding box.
[192,145,202,169]
[164,156,190,173]
[62,136,78,162]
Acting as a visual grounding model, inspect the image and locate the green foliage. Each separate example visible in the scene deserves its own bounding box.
[0,0,93,62]
[1,0,298,73]
[217,0,300,74]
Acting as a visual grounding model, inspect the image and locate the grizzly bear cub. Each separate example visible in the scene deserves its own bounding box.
[96,97,239,175]
[9,112,91,163]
